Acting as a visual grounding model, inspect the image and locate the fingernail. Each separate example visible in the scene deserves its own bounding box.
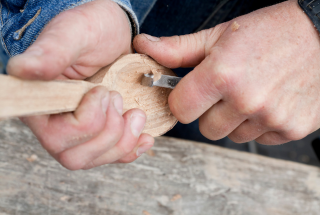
[113,94,123,115]
[136,143,153,157]
[101,94,109,114]
[130,113,146,137]
[144,34,160,42]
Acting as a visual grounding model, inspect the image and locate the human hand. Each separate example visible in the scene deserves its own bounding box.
[133,0,320,145]
[7,0,154,170]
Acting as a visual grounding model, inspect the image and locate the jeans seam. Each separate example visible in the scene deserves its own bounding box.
[14,7,41,40]
[0,2,9,56]
[4,1,10,17]
[31,0,94,44]
[24,0,31,10]
[0,2,3,26]
[1,31,11,57]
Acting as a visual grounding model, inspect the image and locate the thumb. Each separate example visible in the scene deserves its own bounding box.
[7,10,88,80]
[133,23,228,68]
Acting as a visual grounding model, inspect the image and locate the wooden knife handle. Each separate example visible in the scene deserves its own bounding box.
[0,74,96,118]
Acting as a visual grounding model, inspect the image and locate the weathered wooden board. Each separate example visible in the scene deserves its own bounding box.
[0,118,319,215]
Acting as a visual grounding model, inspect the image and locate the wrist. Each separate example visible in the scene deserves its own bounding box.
[111,0,139,39]
[108,0,132,54]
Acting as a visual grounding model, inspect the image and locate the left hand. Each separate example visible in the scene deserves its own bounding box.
[133,0,320,145]
[7,0,154,170]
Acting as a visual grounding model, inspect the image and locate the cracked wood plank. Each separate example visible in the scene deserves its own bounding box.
[0,118,319,215]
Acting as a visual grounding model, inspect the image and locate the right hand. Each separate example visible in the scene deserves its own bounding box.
[133,0,320,146]
[7,0,154,170]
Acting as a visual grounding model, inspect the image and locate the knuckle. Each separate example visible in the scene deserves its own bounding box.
[83,161,96,170]
[76,113,105,135]
[118,156,135,164]
[54,52,70,69]
[256,132,290,145]
[78,115,99,131]
[199,118,226,141]
[235,97,266,116]
[168,95,190,123]
[118,143,134,155]
[202,66,227,95]
[283,128,308,141]
[263,113,288,130]
[57,152,84,171]
[106,115,124,136]
[38,136,63,154]
[228,133,251,144]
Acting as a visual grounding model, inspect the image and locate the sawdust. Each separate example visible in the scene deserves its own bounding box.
[143,210,151,215]
[171,194,182,201]
[163,100,168,106]
[231,21,240,32]
[26,154,38,162]
[146,149,155,157]
[60,196,71,201]
[151,69,161,82]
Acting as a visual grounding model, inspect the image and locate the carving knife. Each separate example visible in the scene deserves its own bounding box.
[141,73,182,89]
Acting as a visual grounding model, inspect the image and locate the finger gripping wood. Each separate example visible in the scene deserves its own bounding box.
[87,54,178,137]
[0,54,177,137]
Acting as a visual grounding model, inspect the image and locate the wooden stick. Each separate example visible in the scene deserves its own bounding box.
[0,54,177,137]
[0,75,95,117]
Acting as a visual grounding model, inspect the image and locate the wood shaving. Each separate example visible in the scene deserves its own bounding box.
[231,21,240,32]
[26,154,38,162]
[143,210,151,215]
[146,149,155,157]
[171,194,182,201]
[151,69,161,82]
[135,98,141,106]
[60,196,71,201]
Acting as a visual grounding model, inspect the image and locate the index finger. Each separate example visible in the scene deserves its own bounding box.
[169,55,224,123]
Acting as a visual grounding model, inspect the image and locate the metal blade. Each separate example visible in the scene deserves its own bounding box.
[141,73,181,89]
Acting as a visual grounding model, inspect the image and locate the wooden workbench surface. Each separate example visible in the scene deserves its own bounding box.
[0,119,319,215]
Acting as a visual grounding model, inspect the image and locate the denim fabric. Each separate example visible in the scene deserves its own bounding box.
[0,0,138,57]
[0,46,8,74]
[131,0,157,24]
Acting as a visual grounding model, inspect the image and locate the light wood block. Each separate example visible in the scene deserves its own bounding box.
[0,54,177,137]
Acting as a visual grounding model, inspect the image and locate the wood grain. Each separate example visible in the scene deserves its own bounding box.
[87,54,177,136]
[0,118,320,215]
[0,75,94,118]
[0,54,177,137]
